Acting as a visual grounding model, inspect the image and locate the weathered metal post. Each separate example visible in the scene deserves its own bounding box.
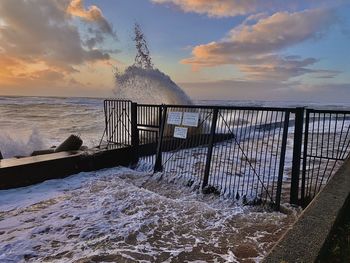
[275,111,290,210]
[154,105,167,172]
[131,102,139,165]
[300,109,310,206]
[290,107,305,205]
[202,107,219,189]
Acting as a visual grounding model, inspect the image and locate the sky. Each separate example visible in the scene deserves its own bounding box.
[0,0,349,102]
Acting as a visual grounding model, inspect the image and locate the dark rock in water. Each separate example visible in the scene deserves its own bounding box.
[187,179,194,187]
[236,192,240,200]
[29,135,83,156]
[202,185,220,195]
[80,145,89,151]
[55,135,83,152]
[0,150,3,160]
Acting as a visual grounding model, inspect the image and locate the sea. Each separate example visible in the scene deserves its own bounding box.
[1,95,349,159]
[0,95,349,262]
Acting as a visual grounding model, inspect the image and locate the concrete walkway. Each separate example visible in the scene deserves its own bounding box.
[264,158,350,262]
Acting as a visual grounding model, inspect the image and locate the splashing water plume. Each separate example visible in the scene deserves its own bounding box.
[114,24,192,105]
[0,129,46,158]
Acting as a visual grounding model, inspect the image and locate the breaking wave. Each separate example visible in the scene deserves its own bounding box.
[0,129,47,158]
[114,66,192,105]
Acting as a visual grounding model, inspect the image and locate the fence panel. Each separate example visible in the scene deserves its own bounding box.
[100,100,132,148]
[207,108,290,207]
[136,104,162,168]
[301,109,350,205]
[154,105,292,208]
[154,105,215,186]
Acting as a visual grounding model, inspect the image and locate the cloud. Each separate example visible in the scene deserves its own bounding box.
[180,80,350,103]
[0,0,115,92]
[182,9,339,81]
[67,0,115,36]
[151,0,342,18]
[151,0,266,17]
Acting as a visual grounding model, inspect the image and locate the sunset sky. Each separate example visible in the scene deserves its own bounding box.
[0,0,349,102]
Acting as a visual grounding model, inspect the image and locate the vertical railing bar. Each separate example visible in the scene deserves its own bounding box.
[196,109,207,184]
[240,110,251,197]
[309,113,317,198]
[236,110,246,197]
[227,109,237,197]
[270,111,283,204]
[307,113,314,197]
[315,113,326,194]
[224,109,235,196]
[221,110,231,194]
[290,107,304,205]
[335,114,346,160]
[251,110,262,199]
[202,108,219,189]
[154,105,167,172]
[332,113,338,159]
[339,114,350,160]
[255,110,265,200]
[263,111,273,201]
[247,111,259,198]
[275,111,290,210]
[301,109,310,205]
[313,113,321,197]
[257,111,268,200]
[216,113,225,190]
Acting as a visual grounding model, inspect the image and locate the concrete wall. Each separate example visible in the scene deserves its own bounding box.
[0,147,136,190]
[263,158,350,262]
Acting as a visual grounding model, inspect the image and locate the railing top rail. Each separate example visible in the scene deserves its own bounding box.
[135,102,296,112]
[104,99,350,114]
[137,103,162,107]
[306,108,350,114]
[159,104,297,112]
[104,99,132,103]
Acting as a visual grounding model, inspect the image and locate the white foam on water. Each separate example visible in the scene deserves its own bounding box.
[0,166,297,262]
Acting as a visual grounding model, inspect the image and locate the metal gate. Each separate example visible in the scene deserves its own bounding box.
[154,105,292,209]
[301,109,350,205]
[99,100,133,148]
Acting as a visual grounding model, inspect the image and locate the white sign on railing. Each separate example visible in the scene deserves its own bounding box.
[182,112,199,127]
[167,111,182,125]
[173,126,188,139]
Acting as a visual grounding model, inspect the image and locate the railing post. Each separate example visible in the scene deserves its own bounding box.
[131,102,139,165]
[157,105,162,143]
[275,111,290,210]
[290,107,305,205]
[300,109,310,206]
[154,105,167,172]
[202,108,219,189]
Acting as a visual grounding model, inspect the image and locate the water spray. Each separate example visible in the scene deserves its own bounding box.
[114,23,192,105]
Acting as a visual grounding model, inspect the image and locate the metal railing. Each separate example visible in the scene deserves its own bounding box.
[300,109,350,205]
[153,105,293,209]
[99,100,133,148]
[100,99,350,210]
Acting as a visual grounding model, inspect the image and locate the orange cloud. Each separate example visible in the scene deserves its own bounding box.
[67,0,114,35]
[152,0,264,17]
[151,0,342,18]
[182,9,339,80]
[0,0,116,95]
